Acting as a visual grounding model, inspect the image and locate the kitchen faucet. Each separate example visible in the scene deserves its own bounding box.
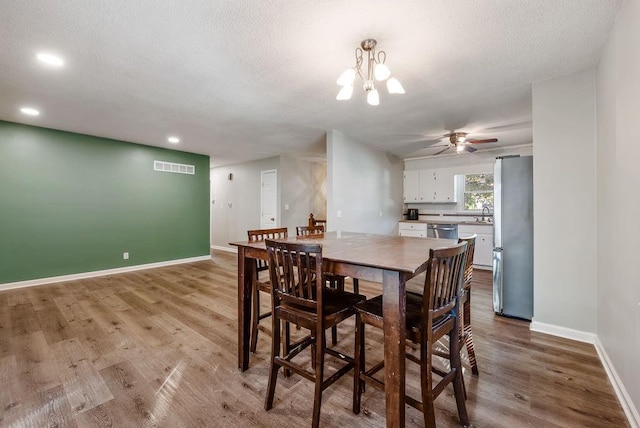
[482,206,491,222]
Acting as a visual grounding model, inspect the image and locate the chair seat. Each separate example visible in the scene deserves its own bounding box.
[280,288,366,329]
[354,292,450,341]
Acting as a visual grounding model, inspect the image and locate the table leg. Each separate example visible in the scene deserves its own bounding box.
[238,248,254,371]
[382,270,406,427]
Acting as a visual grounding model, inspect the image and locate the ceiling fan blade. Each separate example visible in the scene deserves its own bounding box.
[433,146,451,156]
[392,138,445,157]
[467,138,498,144]
[462,145,477,153]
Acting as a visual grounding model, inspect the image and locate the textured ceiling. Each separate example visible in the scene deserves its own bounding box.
[0,0,623,166]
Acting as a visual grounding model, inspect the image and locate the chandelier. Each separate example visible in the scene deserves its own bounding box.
[336,39,405,106]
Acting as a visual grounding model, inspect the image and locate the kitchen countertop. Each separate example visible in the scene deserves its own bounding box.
[400,219,493,226]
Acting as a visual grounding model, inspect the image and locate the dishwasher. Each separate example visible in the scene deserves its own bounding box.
[427,223,458,239]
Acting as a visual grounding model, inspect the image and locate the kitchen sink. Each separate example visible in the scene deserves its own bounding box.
[460,219,493,225]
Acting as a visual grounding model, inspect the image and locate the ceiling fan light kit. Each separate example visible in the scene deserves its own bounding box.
[336,39,405,106]
[430,132,499,156]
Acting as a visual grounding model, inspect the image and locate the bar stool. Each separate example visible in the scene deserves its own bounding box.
[264,239,365,428]
[352,242,469,428]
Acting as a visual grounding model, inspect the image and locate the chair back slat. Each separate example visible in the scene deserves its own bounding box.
[296,225,325,237]
[458,235,476,288]
[266,240,324,312]
[423,242,467,321]
[247,227,288,272]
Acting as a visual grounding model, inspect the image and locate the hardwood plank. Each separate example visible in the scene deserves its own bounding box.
[96,360,183,426]
[9,303,40,337]
[35,299,73,345]
[0,293,11,359]
[50,338,114,414]
[0,355,20,413]
[11,331,60,395]
[0,384,77,427]
[54,295,91,323]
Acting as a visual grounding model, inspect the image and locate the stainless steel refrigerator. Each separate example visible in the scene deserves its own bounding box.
[492,155,533,320]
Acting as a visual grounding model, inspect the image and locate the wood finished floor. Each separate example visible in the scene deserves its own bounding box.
[0,250,628,427]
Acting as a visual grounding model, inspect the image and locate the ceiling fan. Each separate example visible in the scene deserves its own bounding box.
[431,132,498,155]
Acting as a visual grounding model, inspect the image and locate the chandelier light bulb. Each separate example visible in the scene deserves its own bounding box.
[336,84,354,101]
[374,63,391,81]
[337,68,356,86]
[456,144,465,153]
[387,77,405,94]
[367,89,380,106]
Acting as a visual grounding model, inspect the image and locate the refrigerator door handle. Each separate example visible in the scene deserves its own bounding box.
[493,248,503,314]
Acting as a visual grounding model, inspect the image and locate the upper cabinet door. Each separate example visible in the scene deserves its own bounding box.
[418,170,436,202]
[403,170,420,202]
[434,169,456,203]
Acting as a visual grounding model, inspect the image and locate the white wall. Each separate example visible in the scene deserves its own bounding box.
[596,0,640,420]
[532,70,598,333]
[327,130,403,234]
[210,156,280,249]
[211,155,326,248]
[279,154,326,233]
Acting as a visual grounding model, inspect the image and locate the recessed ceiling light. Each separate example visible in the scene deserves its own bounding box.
[167,136,180,144]
[36,52,64,67]
[20,107,40,116]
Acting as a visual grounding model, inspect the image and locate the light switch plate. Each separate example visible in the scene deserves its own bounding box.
[336,210,342,218]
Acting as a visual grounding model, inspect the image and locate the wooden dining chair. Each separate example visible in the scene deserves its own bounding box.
[247,227,288,353]
[296,224,360,345]
[264,240,366,428]
[308,212,327,230]
[458,234,479,375]
[352,242,469,428]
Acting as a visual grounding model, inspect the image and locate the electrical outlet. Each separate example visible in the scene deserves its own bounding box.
[284,204,289,210]
[337,210,342,218]
[379,211,383,217]
[123,252,129,260]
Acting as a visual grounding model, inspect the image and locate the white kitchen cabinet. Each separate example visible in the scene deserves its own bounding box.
[434,169,456,203]
[418,170,436,202]
[458,224,493,268]
[398,222,427,237]
[403,168,456,203]
[403,170,420,202]
[474,234,493,266]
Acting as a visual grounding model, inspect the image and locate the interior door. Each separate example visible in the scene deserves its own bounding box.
[260,169,277,228]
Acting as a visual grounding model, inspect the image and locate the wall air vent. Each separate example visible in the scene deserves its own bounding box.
[154,160,195,175]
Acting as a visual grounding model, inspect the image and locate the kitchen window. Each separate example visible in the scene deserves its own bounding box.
[463,173,494,211]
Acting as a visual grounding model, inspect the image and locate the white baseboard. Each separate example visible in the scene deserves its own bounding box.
[211,245,237,254]
[0,254,212,292]
[529,320,597,344]
[595,338,640,428]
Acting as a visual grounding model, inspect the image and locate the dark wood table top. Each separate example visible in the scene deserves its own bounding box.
[231,231,456,275]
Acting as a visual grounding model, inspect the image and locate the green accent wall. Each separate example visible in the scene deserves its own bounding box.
[0,121,210,284]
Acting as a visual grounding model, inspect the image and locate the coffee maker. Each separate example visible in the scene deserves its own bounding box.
[407,208,419,220]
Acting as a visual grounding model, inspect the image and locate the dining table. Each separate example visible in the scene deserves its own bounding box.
[230,231,456,428]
